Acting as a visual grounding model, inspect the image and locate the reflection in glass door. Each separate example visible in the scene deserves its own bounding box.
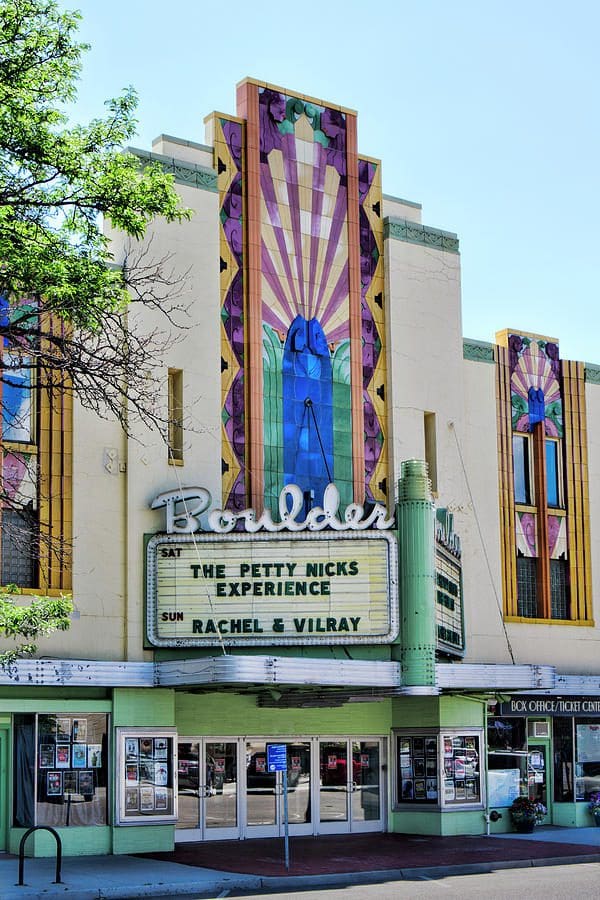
[318,739,384,833]
[245,740,312,837]
[176,739,239,841]
[351,741,381,827]
[319,741,349,826]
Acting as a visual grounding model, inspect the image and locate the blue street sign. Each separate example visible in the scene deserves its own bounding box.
[267,743,287,772]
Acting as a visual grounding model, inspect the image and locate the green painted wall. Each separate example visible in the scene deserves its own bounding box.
[111,690,176,854]
[11,826,112,858]
[113,824,173,855]
[113,689,175,727]
[0,698,110,712]
[0,688,108,702]
[390,809,485,836]
[176,692,392,735]
[391,695,484,729]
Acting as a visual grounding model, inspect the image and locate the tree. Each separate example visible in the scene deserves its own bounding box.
[0,0,192,660]
[0,0,191,427]
[0,584,73,665]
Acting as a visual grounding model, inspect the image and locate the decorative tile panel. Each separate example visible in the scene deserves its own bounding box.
[214,115,246,510]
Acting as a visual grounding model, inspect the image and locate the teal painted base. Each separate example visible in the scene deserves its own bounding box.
[10,826,111,857]
[112,825,174,855]
[390,809,486,836]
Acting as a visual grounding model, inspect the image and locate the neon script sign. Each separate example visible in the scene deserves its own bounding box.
[151,483,394,535]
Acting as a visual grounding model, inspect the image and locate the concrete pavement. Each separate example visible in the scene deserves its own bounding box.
[1,827,600,900]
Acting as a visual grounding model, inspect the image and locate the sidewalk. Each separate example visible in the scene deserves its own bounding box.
[2,827,600,900]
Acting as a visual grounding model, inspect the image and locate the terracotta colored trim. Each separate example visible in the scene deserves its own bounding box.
[495,346,517,617]
[346,113,364,505]
[532,422,551,619]
[237,82,264,511]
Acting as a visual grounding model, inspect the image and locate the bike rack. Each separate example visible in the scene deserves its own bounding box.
[17,825,62,886]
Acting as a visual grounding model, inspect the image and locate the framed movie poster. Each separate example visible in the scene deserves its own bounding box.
[56,744,70,768]
[140,786,154,812]
[414,779,426,799]
[78,770,94,795]
[154,762,168,786]
[155,787,168,811]
[64,772,77,794]
[125,787,139,812]
[88,744,102,768]
[56,718,71,741]
[72,719,88,742]
[154,738,168,759]
[47,772,63,795]
[116,728,177,825]
[39,745,55,768]
[72,743,87,768]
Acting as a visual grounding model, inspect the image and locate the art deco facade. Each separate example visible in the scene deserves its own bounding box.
[1,79,599,857]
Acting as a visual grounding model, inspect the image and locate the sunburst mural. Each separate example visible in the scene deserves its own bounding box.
[217,81,388,514]
[509,335,563,436]
[258,88,353,512]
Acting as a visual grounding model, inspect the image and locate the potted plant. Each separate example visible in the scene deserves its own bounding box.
[588,792,600,826]
[509,796,547,833]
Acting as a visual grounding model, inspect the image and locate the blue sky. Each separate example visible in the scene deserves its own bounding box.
[67,0,599,362]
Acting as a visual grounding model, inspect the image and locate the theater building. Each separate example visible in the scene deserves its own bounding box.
[1,78,600,857]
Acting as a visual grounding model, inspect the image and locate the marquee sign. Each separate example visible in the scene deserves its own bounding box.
[435,508,464,657]
[146,530,397,647]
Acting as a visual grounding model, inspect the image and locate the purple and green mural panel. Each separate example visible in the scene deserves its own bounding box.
[218,117,246,510]
[358,159,385,501]
[258,88,353,513]
[508,334,563,437]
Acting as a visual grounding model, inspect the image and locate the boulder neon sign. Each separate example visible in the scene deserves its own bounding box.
[151,483,394,535]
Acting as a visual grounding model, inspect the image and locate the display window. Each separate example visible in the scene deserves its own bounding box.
[574,721,600,801]
[394,729,483,809]
[116,728,177,825]
[487,716,528,806]
[13,713,109,827]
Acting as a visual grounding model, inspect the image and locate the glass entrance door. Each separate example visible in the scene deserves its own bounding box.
[176,739,239,841]
[318,739,384,834]
[528,743,550,823]
[245,740,312,838]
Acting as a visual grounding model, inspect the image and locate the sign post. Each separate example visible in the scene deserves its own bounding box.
[267,743,289,871]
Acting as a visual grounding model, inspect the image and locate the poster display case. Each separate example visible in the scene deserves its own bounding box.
[394,729,483,810]
[116,728,177,825]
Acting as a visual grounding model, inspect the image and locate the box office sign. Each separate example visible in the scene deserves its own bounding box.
[498,696,600,716]
[146,530,398,647]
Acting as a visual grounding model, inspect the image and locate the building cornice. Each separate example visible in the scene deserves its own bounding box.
[463,338,495,363]
[129,147,218,193]
[384,217,459,254]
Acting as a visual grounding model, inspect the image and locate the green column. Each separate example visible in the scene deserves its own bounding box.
[394,459,436,688]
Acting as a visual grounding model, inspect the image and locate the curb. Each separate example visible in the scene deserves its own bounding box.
[255,852,600,890]
[4,853,600,900]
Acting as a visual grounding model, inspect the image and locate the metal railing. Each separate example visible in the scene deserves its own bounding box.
[17,826,62,887]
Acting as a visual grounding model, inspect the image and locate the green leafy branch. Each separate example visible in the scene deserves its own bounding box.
[0,583,73,667]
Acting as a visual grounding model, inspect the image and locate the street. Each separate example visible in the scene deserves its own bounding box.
[143,862,600,900]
